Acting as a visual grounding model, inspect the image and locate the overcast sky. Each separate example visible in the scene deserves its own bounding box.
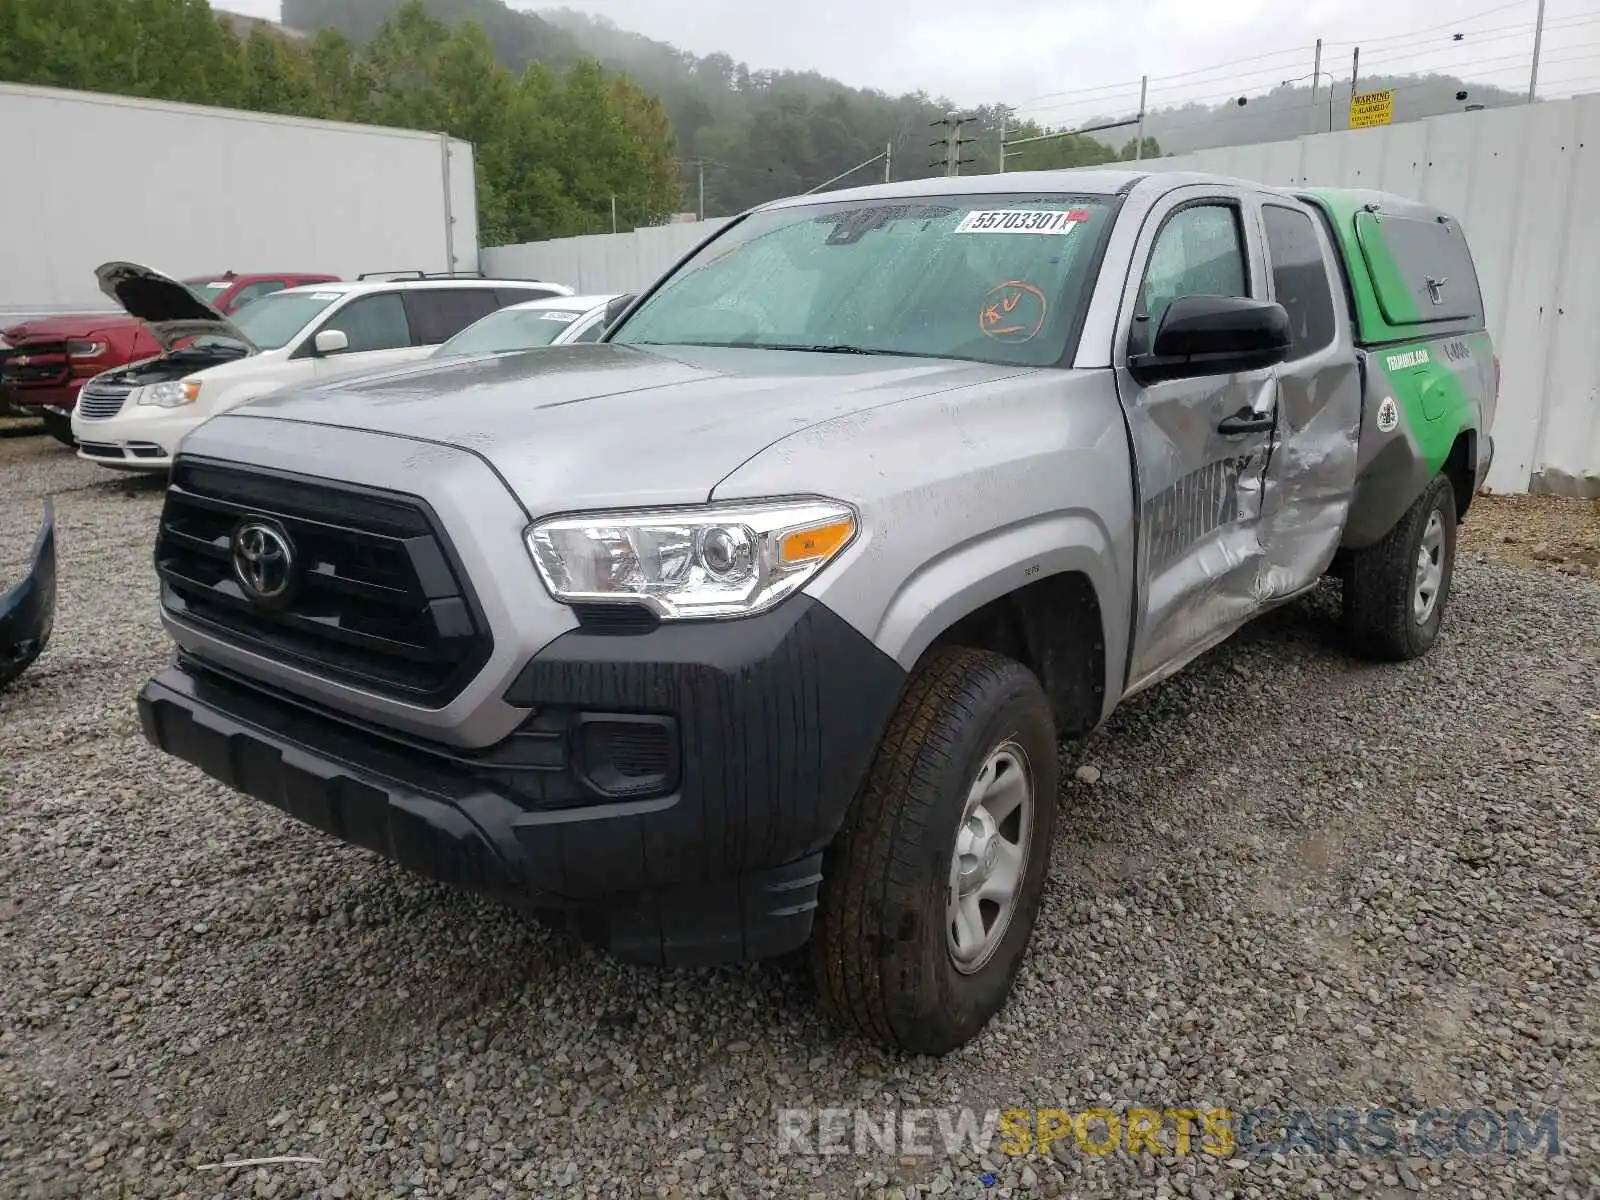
[227,0,1597,123]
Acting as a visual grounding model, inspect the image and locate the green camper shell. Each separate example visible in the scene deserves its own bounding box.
[1297,187,1488,347]
[1298,187,1497,548]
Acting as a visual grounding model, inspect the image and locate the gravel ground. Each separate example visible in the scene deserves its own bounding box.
[2,431,1597,1200]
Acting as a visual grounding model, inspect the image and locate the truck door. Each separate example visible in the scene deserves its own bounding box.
[1116,189,1276,692]
[1250,198,1361,598]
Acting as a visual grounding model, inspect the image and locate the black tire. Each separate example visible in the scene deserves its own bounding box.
[41,410,76,447]
[811,647,1058,1055]
[1343,473,1458,661]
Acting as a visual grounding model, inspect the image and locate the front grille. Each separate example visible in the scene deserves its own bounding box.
[0,343,70,387]
[156,459,493,707]
[77,379,132,420]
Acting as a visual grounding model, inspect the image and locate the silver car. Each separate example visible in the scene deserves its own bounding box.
[136,169,1494,1054]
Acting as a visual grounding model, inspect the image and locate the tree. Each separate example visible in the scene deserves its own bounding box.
[1118,136,1162,160]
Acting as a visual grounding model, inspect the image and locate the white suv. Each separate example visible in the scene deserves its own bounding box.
[70,263,574,471]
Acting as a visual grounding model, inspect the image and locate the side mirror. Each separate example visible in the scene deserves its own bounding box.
[1129,295,1291,383]
[601,294,635,332]
[313,329,350,356]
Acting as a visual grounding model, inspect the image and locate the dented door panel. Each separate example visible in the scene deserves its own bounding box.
[1250,197,1363,600]
[1112,187,1277,693]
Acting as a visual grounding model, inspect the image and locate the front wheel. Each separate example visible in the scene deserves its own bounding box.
[41,410,76,447]
[811,647,1058,1055]
[1342,473,1458,661]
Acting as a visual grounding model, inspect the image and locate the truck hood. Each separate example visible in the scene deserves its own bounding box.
[221,344,1035,512]
[95,261,258,353]
[1,314,142,343]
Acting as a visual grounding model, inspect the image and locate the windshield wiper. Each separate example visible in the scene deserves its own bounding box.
[781,343,874,355]
[627,339,943,360]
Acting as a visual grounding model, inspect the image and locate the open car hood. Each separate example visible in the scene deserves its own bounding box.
[95,261,258,353]
[0,500,56,690]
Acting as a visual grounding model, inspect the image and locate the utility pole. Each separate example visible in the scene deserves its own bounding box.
[1134,76,1148,160]
[998,108,1008,173]
[610,194,617,234]
[1350,46,1360,118]
[1311,39,1323,136]
[929,112,979,177]
[1529,0,1547,101]
[697,160,705,222]
[884,140,892,183]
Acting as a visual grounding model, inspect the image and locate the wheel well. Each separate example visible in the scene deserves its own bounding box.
[925,571,1106,736]
[1444,430,1476,520]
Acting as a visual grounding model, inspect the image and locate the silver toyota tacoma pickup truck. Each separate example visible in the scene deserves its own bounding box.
[137,170,1496,1054]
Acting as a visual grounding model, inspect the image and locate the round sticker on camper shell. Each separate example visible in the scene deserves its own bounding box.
[1377,397,1400,433]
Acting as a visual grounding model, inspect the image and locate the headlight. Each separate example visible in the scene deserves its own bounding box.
[526,499,858,619]
[66,340,107,359]
[136,380,201,408]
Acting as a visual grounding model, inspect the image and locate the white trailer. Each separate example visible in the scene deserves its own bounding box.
[0,82,479,322]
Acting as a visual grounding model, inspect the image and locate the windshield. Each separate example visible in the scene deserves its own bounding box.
[185,279,232,304]
[434,305,593,358]
[220,289,343,350]
[610,194,1115,366]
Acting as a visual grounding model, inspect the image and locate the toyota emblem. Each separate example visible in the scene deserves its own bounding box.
[231,520,295,604]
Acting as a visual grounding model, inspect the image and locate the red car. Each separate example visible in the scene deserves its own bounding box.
[0,270,338,444]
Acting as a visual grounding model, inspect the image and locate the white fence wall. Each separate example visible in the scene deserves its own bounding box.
[1132,95,1600,497]
[482,97,1600,494]
[0,83,478,322]
[483,220,728,294]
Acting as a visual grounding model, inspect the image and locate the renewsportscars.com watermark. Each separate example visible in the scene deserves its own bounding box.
[775,1105,1564,1160]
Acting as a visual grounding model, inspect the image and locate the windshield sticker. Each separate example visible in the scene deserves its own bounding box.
[307,292,341,300]
[538,312,581,322]
[979,281,1048,343]
[956,209,1090,235]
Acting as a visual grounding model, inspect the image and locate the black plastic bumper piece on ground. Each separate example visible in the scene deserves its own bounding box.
[0,500,56,689]
[137,595,907,966]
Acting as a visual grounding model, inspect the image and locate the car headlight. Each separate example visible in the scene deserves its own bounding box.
[66,340,108,359]
[526,499,858,619]
[136,380,201,408]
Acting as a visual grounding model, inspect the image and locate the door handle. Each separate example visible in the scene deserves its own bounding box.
[1216,406,1274,436]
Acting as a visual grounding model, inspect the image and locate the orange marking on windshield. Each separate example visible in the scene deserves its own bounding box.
[979,280,1048,343]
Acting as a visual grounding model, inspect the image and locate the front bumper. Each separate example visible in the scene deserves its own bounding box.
[138,596,907,965]
[73,405,195,469]
[75,443,173,470]
[5,386,79,412]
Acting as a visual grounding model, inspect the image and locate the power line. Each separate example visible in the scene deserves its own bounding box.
[1127,55,1598,142]
[1024,32,1598,127]
[1014,2,1583,116]
[1319,0,1533,48]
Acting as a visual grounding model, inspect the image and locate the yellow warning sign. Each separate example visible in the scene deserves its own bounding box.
[1349,89,1394,130]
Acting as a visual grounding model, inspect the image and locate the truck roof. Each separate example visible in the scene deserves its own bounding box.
[276,278,573,299]
[757,171,1463,222]
[759,168,1153,210]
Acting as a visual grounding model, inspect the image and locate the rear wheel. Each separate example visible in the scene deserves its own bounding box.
[40,410,75,447]
[811,647,1058,1055]
[1342,473,1458,661]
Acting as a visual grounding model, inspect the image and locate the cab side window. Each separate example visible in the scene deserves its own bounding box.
[321,293,412,353]
[1135,204,1249,348]
[1262,204,1337,357]
[568,317,606,344]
